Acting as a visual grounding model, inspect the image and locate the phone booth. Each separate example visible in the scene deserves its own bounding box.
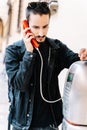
[62,61,87,130]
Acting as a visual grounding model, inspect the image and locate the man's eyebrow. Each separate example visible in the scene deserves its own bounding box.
[32,24,49,28]
[32,25,39,28]
[43,24,49,28]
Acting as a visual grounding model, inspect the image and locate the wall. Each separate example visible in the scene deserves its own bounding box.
[48,0,87,50]
[47,0,87,96]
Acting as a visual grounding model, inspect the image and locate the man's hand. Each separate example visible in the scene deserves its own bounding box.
[22,25,34,52]
[78,48,87,60]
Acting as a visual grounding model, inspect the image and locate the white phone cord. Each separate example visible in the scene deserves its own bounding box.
[36,48,62,103]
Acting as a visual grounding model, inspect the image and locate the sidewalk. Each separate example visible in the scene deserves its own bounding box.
[0,52,9,130]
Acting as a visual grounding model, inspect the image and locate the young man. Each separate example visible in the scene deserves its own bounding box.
[5,2,87,130]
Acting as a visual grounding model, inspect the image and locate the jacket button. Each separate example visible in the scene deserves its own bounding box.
[30,54,33,58]
[30,83,33,86]
[27,114,29,117]
[29,99,31,102]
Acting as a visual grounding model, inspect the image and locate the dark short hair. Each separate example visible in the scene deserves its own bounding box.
[26,2,51,21]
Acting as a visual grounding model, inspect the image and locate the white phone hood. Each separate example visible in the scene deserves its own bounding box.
[62,61,87,130]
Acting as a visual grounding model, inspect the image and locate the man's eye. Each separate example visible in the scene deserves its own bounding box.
[43,25,48,29]
[34,26,39,29]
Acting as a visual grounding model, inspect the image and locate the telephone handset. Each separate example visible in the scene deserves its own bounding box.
[22,19,39,48]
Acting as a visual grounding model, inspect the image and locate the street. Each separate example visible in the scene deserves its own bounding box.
[0,52,9,130]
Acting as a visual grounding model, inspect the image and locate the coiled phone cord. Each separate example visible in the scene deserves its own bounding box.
[36,48,62,103]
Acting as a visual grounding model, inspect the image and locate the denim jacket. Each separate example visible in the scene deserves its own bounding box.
[5,37,80,130]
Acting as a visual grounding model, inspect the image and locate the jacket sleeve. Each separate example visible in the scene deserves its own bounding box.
[62,42,80,68]
[57,41,80,69]
[5,44,36,91]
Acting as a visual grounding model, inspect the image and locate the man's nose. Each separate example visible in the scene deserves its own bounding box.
[38,29,44,36]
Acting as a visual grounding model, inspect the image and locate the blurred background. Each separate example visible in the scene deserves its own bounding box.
[0,0,87,129]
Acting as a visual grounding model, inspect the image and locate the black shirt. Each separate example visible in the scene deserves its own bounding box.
[31,41,54,127]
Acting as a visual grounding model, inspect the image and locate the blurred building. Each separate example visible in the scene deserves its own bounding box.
[0,0,58,52]
[0,0,30,52]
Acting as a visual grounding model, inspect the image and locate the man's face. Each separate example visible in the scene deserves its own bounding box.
[29,13,50,43]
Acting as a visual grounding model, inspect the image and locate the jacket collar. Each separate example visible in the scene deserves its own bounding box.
[15,37,60,53]
[46,37,60,49]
